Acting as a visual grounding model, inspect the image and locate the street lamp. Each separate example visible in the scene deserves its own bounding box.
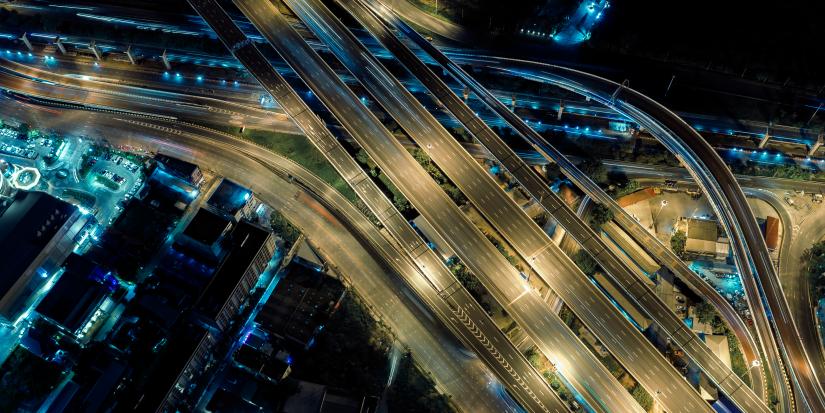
[653,199,668,231]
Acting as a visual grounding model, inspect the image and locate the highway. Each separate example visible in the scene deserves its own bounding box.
[611,157,825,409]
[352,0,796,409]
[330,1,771,412]
[0,35,540,412]
[231,0,650,411]
[184,0,570,411]
[0,90,520,413]
[468,52,825,410]
[3,1,808,408]
[237,0,714,411]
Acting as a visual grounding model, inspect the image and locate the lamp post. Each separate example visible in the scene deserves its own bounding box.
[653,199,668,231]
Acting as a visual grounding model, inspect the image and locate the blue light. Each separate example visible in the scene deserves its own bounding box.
[196,75,203,81]
[27,52,32,57]
[162,71,169,78]
[175,72,181,77]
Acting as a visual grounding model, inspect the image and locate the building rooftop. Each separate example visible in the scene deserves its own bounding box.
[0,191,76,298]
[685,218,718,242]
[764,216,780,250]
[617,187,656,208]
[154,153,200,182]
[255,261,344,347]
[182,207,233,247]
[36,254,113,334]
[132,321,213,412]
[207,179,252,216]
[194,220,271,323]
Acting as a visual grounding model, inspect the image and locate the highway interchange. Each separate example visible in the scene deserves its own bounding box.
[1,0,824,411]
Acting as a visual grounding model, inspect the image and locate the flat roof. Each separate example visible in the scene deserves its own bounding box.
[255,261,344,346]
[194,220,271,322]
[764,216,780,250]
[36,254,111,332]
[154,153,199,180]
[0,191,75,297]
[207,179,251,216]
[617,187,656,208]
[133,322,211,412]
[686,218,718,242]
[183,207,232,246]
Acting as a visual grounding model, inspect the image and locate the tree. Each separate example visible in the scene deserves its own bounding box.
[694,302,717,324]
[17,122,30,139]
[578,158,608,184]
[631,384,654,411]
[355,148,377,175]
[671,231,687,258]
[270,210,300,248]
[588,203,614,229]
[573,250,599,276]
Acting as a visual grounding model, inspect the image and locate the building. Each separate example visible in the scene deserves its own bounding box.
[36,253,115,341]
[177,207,233,262]
[193,220,276,332]
[616,187,656,208]
[207,179,256,221]
[131,321,218,412]
[154,153,203,186]
[255,261,345,349]
[677,217,730,260]
[49,346,127,413]
[763,216,780,251]
[0,190,88,324]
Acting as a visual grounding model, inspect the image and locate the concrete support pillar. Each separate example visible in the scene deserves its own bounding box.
[510,94,516,111]
[462,87,469,102]
[19,33,33,51]
[557,100,565,121]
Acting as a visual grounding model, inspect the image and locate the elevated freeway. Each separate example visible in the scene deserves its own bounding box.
[185,0,571,411]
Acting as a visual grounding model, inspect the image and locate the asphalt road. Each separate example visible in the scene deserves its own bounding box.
[0,43,557,412]
[0,54,531,413]
[296,1,752,412]
[612,158,825,411]
[185,1,568,411]
[334,1,771,412]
